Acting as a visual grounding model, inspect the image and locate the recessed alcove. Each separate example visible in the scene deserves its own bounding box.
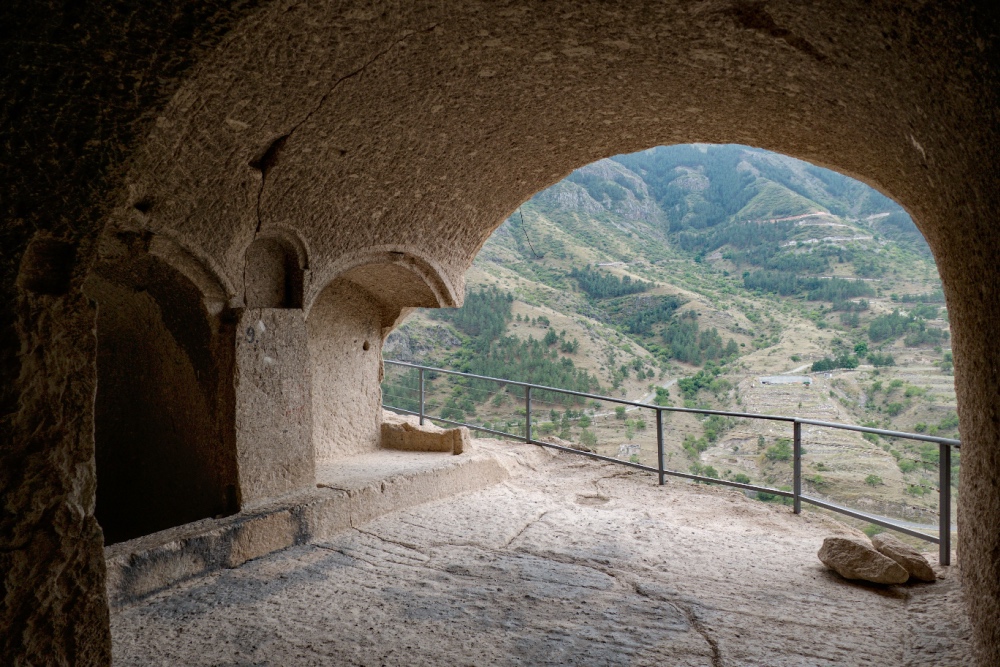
[85,250,239,545]
[244,237,304,309]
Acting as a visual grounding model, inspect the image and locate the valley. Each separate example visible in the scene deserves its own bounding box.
[383,144,958,541]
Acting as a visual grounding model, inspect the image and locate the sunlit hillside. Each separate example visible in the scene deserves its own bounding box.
[384,144,957,537]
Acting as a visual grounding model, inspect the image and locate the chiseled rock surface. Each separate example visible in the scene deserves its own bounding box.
[111,442,970,666]
[873,533,938,583]
[818,536,909,584]
[381,410,471,454]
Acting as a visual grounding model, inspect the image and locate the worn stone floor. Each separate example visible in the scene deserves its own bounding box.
[111,442,971,666]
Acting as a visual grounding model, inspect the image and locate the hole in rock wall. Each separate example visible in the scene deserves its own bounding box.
[85,253,239,545]
[244,237,303,308]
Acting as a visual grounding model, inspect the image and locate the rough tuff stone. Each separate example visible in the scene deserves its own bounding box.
[381,410,470,455]
[3,1,1000,664]
[235,308,315,506]
[872,533,937,583]
[109,449,974,666]
[818,537,909,585]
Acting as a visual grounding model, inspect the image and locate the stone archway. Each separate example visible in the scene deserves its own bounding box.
[309,251,455,464]
[2,2,999,664]
[84,234,240,545]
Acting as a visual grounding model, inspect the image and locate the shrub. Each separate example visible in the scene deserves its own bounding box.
[615,406,626,420]
[580,429,598,447]
[938,412,960,431]
[865,474,883,487]
[560,338,580,354]
[732,473,751,484]
[862,524,885,538]
[886,402,904,416]
[703,414,734,443]
[898,459,917,474]
[682,434,710,459]
[757,485,793,505]
[654,386,671,406]
[868,352,896,367]
[765,439,793,462]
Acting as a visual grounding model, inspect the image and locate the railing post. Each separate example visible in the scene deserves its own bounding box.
[656,408,665,486]
[525,386,532,443]
[793,420,802,514]
[418,367,425,425]
[939,442,951,566]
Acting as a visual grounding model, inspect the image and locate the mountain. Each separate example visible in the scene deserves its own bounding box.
[383,144,956,536]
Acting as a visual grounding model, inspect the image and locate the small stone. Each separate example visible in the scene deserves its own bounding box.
[818,537,909,584]
[381,410,470,455]
[871,533,937,582]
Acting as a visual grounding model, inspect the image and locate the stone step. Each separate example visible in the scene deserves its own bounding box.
[104,446,510,609]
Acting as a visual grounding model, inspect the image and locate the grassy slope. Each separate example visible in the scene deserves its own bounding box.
[388,150,957,534]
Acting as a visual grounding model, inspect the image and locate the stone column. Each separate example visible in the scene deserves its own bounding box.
[234,308,314,507]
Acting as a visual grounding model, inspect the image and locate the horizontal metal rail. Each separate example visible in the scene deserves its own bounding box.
[386,359,961,445]
[383,360,960,564]
[385,405,795,497]
[796,418,961,447]
[800,495,941,544]
[384,360,797,422]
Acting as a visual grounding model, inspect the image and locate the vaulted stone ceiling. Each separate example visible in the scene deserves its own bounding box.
[2,1,998,664]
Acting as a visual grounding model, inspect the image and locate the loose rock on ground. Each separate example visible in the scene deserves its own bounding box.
[873,532,937,582]
[818,536,910,584]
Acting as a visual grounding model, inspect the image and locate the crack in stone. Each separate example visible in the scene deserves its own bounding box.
[591,470,637,496]
[506,547,723,665]
[352,527,427,555]
[241,21,440,299]
[312,543,382,569]
[503,510,550,548]
[629,582,723,666]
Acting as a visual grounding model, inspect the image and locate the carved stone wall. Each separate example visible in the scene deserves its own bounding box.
[2,1,999,664]
[86,254,238,544]
[234,308,314,505]
[308,280,384,462]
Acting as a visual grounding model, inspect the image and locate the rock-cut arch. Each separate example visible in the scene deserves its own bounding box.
[2,2,1000,665]
[308,251,455,463]
[83,233,239,544]
[242,229,309,309]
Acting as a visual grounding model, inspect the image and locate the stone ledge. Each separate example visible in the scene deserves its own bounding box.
[105,445,509,610]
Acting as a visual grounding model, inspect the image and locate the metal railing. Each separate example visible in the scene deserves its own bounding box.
[382,359,960,565]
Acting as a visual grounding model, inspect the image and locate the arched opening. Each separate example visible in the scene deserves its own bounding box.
[308,254,452,465]
[84,237,239,545]
[384,143,957,544]
[244,236,304,309]
[7,3,999,664]
[308,278,384,463]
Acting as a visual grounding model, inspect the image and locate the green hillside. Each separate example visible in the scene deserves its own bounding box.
[383,144,957,539]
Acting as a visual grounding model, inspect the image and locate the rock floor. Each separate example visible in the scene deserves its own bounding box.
[111,442,971,666]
